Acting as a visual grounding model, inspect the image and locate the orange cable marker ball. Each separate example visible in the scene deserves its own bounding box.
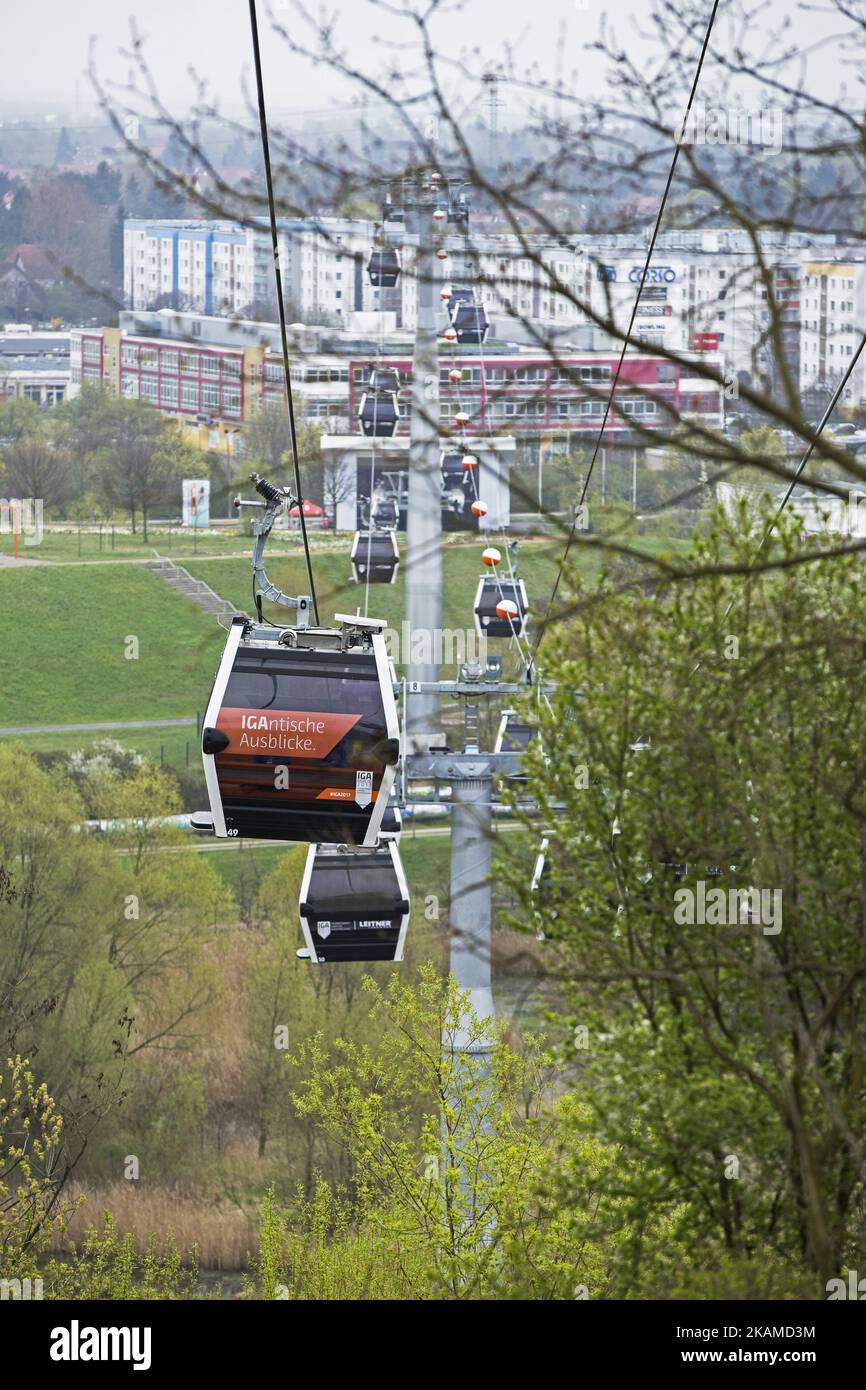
[462,453,478,468]
[496,598,519,621]
[482,546,501,567]
[471,500,488,517]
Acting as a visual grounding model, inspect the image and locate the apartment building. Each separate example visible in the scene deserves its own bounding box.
[71,308,723,454]
[798,252,866,406]
[125,219,847,394]
[570,229,834,390]
[123,217,381,321]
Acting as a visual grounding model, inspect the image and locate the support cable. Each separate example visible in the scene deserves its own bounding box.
[248,0,320,624]
[533,0,721,656]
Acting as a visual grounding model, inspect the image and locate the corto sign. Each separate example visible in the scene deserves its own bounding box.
[629,266,677,284]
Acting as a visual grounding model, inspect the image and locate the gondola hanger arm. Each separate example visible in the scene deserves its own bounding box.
[234,472,312,626]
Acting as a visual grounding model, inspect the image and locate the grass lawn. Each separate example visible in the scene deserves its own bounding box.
[9,525,253,565]
[185,536,571,677]
[0,564,223,726]
[0,524,680,736]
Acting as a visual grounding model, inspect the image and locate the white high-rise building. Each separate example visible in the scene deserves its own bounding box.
[126,219,864,402]
[798,251,866,407]
[123,217,380,321]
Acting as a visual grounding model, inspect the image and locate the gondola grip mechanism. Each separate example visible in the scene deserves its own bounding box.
[235,473,312,627]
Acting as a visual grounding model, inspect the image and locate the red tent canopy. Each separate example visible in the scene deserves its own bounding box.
[289,499,324,516]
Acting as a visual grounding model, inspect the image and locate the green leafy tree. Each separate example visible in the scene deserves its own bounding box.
[290,966,611,1298]
[504,508,866,1296]
[0,744,119,1053]
[0,396,41,444]
[94,400,189,538]
[0,1055,77,1280]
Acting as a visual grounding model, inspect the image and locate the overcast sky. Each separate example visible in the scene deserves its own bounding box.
[0,0,849,120]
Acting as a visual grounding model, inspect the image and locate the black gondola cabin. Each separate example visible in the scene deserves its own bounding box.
[367,248,401,288]
[451,301,489,345]
[298,840,410,962]
[350,529,399,584]
[358,391,399,437]
[473,575,529,640]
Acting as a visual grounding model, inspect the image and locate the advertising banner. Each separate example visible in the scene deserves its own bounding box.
[182,479,210,527]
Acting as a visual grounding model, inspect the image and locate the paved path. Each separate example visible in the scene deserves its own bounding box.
[0,717,197,736]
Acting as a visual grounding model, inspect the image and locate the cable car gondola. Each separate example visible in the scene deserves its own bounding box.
[367,365,401,395]
[197,612,399,847]
[449,294,489,345]
[473,575,529,640]
[367,247,401,288]
[439,448,466,478]
[446,287,474,315]
[440,449,474,528]
[358,389,399,438]
[298,840,410,963]
[350,529,399,584]
[530,835,555,940]
[371,489,400,529]
[494,709,536,754]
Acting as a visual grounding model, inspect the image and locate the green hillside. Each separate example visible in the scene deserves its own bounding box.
[0,565,223,727]
[0,536,570,738]
[185,538,567,665]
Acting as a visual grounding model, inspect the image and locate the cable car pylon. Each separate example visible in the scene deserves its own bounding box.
[402,175,447,753]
